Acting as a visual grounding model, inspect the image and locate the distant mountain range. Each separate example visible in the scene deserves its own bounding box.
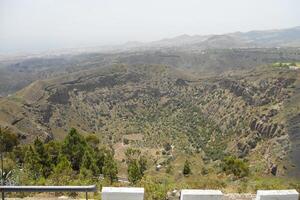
[1,26,300,59]
[97,26,300,52]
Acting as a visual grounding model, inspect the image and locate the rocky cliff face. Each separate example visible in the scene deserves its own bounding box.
[250,119,283,138]
[219,78,295,106]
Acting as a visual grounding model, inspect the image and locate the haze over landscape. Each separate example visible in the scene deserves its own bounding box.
[0,1,300,200]
[1,0,300,53]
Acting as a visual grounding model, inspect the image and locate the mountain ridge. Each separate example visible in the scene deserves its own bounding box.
[1,26,300,59]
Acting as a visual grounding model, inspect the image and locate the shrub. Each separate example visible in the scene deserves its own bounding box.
[166,164,173,174]
[0,127,19,152]
[183,160,191,176]
[222,156,249,178]
[123,138,129,145]
[163,142,172,151]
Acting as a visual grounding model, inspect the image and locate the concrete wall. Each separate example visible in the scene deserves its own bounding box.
[102,187,144,200]
[180,189,223,200]
[101,187,300,200]
[256,190,299,200]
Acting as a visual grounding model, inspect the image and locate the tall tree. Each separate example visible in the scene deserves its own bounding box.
[138,155,147,176]
[33,138,52,178]
[81,149,98,176]
[24,146,42,180]
[128,160,142,184]
[125,148,147,184]
[62,128,87,171]
[102,153,118,184]
[45,141,61,166]
[50,154,73,185]
[94,147,107,174]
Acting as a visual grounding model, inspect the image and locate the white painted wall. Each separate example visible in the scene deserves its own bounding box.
[102,187,144,200]
[180,189,223,200]
[256,190,299,200]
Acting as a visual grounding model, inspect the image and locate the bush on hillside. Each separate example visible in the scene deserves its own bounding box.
[222,156,249,178]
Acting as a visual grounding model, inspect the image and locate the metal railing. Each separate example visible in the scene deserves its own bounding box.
[0,185,97,200]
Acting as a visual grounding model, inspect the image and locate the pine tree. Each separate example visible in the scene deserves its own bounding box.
[125,148,147,184]
[33,138,52,178]
[24,146,42,180]
[50,154,73,185]
[62,128,87,171]
[81,149,98,176]
[128,160,142,184]
[45,141,61,166]
[138,155,147,176]
[102,153,118,184]
[94,147,107,174]
[183,159,191,176]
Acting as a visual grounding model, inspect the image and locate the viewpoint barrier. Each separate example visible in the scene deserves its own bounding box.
[0,186,299,200]
[101,187,299,200]
[102,187,144,200]
[256,190,299,200]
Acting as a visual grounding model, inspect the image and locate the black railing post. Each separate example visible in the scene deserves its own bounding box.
[0,185,96,199]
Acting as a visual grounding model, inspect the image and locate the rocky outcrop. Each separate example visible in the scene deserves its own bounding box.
[287,113,300,177]
[250,118,283,138]
[219,79,255,105]
[237,142,250,158]
[237,135,259,158]
[220,77,295,107]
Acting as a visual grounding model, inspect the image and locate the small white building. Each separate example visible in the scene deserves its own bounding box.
[102,187,144,200]
[180,189,223,200]
[256,190,299,200]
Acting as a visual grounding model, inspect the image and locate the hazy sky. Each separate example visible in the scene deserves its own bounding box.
[1,0,299,53]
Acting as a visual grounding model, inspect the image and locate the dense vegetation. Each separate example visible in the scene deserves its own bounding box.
[1,126,300,199]
[1,128,117,186]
